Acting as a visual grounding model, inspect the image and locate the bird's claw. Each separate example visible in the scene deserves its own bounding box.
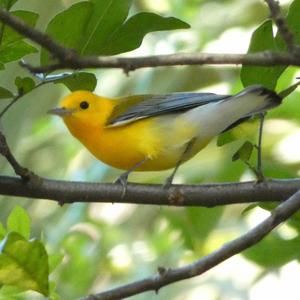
[114,173,129,198]
[255,170,266,184]
[163,176,174,189]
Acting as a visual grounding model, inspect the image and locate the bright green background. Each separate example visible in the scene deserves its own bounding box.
[0,0,300,299]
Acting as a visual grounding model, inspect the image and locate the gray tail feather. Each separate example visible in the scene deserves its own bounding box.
[238,85,282,113]
[222,85,282,133]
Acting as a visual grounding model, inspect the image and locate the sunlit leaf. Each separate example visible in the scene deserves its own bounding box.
[48,253,64,273]
[0,232,49,296]
[0,285,24,299]
[0,86,13,99]
[7,205,31,239]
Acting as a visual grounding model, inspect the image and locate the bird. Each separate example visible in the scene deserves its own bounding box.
[48,85,281,189]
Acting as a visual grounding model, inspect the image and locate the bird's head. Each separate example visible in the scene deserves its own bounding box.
[48,91,114,127]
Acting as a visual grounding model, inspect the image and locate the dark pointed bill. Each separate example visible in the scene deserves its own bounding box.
[47,107,76,116]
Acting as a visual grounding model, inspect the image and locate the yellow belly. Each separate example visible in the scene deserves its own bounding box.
[65,115,209,171]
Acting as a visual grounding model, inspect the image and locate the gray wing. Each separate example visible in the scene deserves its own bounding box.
[109,92,230,126]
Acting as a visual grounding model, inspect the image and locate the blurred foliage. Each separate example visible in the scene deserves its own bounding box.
[0,0,299,299]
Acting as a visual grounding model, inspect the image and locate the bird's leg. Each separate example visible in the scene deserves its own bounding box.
[115,157,149,198]
[164,138,196,189]
[255,112,266,182]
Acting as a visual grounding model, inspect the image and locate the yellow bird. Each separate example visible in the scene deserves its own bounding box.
[48,85,281,187]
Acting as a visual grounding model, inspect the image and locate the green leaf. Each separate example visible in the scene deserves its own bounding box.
[163,206,223,250]
[217,130,238,147]
[42,0,189,63]
[241,20,281,89]
[275,0,300,50]
[99,12,190,55]
[2,11,38,45]
[7,205,31,239]
[53,72,97,91]
[41,0,132,62]
[0,223,6,240]
[40,2,92,65]
[241,0,300,89]
[48,253,64,273]
[0,86,13,99]
[0,232,49,295]
[0,0,18,10]
[232,141,254,162]
[243,234,300,268]
[0,285,24,299]
[0,40,37,63]
[0,11,38,63]
[279,80,300,98]
[15,77,35,95]
[81,0,132,55]
[241,203,258,216]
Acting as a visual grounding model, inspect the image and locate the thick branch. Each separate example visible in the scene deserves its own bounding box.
[0,175,299,206]
[0,8,299,74]
[82,189,300,300]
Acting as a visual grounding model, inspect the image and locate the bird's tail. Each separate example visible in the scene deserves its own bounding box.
[188,85,282,138]
[231,85,282,115]
[220,85,282,132]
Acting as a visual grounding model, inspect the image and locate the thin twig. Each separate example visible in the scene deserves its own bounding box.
[264,0,297,52]
[0,175,300,206]
[0,8,79,63]
[256,112,266,182]
[0,132,36,180]
[81,189,300,300]
[0,81,47,119]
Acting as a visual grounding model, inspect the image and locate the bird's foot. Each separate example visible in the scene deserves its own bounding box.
[255,170,266,184]
[114,172,129,198]
[163,175,174,189]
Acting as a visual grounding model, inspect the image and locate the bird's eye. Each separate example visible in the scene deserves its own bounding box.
[80,101,89,110]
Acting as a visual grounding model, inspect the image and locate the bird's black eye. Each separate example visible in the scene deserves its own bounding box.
[80,101,89,110]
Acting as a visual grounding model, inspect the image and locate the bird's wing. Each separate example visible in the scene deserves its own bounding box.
[106,92,230,126]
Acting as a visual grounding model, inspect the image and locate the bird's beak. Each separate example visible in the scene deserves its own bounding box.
[47,107,76,117]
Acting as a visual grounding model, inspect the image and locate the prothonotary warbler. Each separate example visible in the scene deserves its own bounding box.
[48,85,281,188]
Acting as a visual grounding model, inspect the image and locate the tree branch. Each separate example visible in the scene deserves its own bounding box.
[0,8,78,63]
[0,8,299,74]
[81,189,300,300]
[264,0,297,52]
[0,132,36,180]
[20,52,300,74]
[0,175,299,206]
